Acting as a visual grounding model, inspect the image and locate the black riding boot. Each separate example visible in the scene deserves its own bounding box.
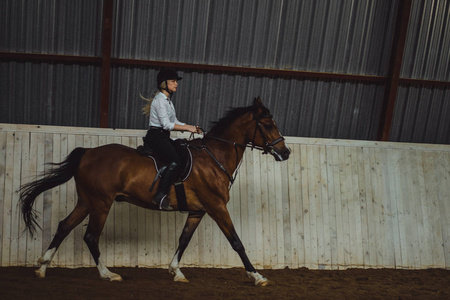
[152,162,178,210]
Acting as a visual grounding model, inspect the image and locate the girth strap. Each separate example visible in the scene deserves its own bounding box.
[174,182,188,212]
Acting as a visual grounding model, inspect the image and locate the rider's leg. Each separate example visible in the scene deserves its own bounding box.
[152,161,178,210]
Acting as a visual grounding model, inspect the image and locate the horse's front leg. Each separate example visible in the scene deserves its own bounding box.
[169,211,205,282]
[209,205,268,286]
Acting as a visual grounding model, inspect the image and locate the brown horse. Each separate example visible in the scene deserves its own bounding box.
[19,97,290,286]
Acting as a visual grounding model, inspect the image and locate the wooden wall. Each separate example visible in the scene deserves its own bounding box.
[0,124,448,270]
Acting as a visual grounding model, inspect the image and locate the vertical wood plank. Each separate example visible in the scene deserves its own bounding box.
[407,149,423,268]
[281,158,290,269]
[104,135,115,266]
[422,151,445,267]
[326,145,338,269]
[363,147,376,268]
[410,150,427,268]
[307,145,319,268]
[0,131,6,265]
[380,148,396,268]
[252,150,264,267]
[57,134,68,266]
[259,151,271,268]
[274,154,285,268]
[287,143,299,268]
[19,132,30,266]
[437,151,449,268]
[128,137,139,268]
[267,153,279,267]
[1,132,15,266]
[34,133,46,265]
[357,146,369,268]
[350,146,364,268]
[10,132,24,266]
[397,149,413,268]
[64,134,77,267]
[338,146,350,267]
[25,132,37,266]
[319,145,331,269]
[300,144,311,268]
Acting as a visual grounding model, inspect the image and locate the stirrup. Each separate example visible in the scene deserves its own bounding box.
[152,194,173,211]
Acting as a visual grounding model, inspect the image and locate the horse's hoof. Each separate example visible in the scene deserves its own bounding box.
[109,274,123,282]
[109,275,123,282]
[174,276,189,283]
[247,271,269,286]
[257,279,269,287]
[169,267,189,283]
[35,269,45,278]
[101,273,123,282]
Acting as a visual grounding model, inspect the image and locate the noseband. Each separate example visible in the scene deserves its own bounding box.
[250,111,285,155]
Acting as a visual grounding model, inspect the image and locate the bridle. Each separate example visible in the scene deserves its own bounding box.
[249,111,285,156]
[191,111,286,186]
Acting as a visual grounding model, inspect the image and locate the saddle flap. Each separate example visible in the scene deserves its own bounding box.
[136,138,193,182]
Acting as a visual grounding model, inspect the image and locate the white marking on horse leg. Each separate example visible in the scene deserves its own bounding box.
[97,256,123,282]
[246,271,269,286]
[169,251,188,282]
[35,248,57,278]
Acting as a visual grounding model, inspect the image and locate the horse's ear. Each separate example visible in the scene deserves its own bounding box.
[253,97,263,107]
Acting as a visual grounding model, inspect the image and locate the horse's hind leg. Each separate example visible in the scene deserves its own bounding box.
[83,203,122,281]
[35,201,88,278]
[169,211,205,282]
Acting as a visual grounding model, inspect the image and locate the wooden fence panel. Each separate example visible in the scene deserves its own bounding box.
[0,124,449,270]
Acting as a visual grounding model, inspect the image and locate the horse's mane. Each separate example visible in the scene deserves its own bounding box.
[207,104,270,137]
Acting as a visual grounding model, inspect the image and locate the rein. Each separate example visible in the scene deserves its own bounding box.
[190,113,285,187]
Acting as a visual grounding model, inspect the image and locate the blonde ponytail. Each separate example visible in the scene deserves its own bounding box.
[140,92,153,117]
[140,82,167,117]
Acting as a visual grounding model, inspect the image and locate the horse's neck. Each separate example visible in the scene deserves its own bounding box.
[211,127,249,173]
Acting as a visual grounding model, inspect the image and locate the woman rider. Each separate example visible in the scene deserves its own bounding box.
[142,69,200,210]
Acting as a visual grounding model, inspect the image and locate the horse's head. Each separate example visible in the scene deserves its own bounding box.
[249,97,290,161]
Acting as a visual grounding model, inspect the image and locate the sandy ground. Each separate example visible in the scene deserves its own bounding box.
[1,266,449,299]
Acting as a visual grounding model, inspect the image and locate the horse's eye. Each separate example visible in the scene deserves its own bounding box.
[263,124,273,130]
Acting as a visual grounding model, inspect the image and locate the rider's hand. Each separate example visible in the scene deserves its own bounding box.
[187,125,198,133]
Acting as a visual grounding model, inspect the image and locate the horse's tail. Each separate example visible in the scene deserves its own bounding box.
[19,147,87,236]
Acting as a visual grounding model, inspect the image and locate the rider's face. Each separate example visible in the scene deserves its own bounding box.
[166,79,178,93]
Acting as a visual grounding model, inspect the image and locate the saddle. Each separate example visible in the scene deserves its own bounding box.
[136,137,193,212]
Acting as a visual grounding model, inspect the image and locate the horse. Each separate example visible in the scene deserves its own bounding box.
[19,97,291,286]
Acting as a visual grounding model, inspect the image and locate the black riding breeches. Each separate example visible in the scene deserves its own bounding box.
[144,128,181,166]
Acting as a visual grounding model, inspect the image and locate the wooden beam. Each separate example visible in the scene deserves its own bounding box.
[399,78,450,89]
[99,0,114,128]
[111,58,386,83]
[377,0,413,141]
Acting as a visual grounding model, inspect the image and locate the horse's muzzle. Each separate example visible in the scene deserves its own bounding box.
[271,147,291,161]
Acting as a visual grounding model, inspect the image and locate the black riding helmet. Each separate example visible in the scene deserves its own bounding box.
[157,69,183,94]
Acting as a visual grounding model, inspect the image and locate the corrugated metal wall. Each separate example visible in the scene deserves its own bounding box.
[0,0,449,144]
[0,0,102,127]
[391,0,450,144]
[0,62,101,127]
[113,0,396,74]
[110,0,397,140]
[110,68,385,139]
[0,0,102,55]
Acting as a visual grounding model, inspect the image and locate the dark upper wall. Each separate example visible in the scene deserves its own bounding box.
[0,0,449,144]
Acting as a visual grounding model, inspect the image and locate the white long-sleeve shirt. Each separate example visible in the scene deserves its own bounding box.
[149,92,185,131]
